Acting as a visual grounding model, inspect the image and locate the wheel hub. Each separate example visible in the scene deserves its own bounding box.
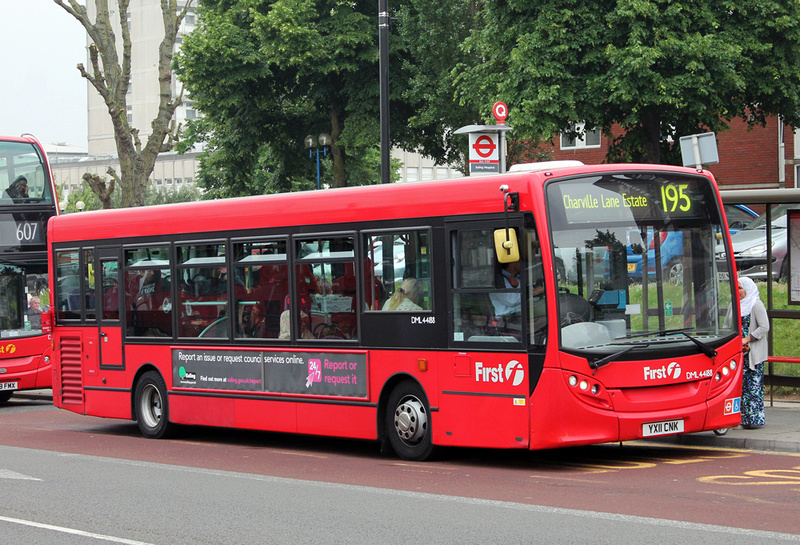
[394,397,428,445]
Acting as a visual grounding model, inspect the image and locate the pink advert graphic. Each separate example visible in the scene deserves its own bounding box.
[307,359,322,388]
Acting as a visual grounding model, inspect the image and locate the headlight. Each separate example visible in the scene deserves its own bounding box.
[741,244,768,256]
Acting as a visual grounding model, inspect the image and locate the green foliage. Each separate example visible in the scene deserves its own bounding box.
[58,180,201,212]
[176,0,494,196]
[455,0,800,164]
[145,184,203,205]
[59,183,103,213]
[175,0,387,193]
[394,0,483,170]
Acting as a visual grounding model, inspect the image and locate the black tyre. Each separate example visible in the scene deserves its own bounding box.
[385,380,434,461]
[0,391,13,404]
[134,371,175,439]
[713,428,729,436]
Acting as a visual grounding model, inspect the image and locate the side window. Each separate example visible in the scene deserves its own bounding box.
[100,259,120,321]
[293,236,356,340]
[450,223,536,344]
[55,250,81,320]
[176,243,228,338]
[523,216,548,346]
[124,246,172,337]
[366,230,431,312]
[84,249,96,321]
[452,228,518,342]
[232,239,288,339]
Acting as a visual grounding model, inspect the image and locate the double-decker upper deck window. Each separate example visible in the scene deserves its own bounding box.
[233,239,288,339]
[294,236,356,340]
[124,246,171,338]
[0,141,52,204]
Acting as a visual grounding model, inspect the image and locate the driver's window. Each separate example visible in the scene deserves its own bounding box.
[451,224,532,343]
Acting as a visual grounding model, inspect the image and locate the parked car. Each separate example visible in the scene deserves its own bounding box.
[720,203,795,281]
[627,204,758,283]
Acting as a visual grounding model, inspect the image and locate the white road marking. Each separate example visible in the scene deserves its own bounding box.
[0,469,41,481]
[0,515,155,545]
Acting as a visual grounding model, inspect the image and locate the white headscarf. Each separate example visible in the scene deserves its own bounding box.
[739,277,760,317]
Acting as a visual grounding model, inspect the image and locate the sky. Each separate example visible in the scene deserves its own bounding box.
[1,0,88,147]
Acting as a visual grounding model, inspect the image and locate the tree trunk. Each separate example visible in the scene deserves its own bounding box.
[640,108,662,164]
[55,0,191,207]
[330,108,349,188]
[82,172,115,209]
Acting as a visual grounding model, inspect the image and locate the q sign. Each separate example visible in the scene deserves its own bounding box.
[493,102,508,124]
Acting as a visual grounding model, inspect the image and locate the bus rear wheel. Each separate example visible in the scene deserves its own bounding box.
[386,380,434,461]
[134,371,175,439]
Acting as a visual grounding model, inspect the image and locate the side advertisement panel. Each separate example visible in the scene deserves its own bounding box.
[172,348,367,398]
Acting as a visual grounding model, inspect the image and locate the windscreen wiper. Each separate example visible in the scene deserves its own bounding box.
[589,345,641,373]
[625,327,716,357]
[627,327,691,338]
[681,332,717,358]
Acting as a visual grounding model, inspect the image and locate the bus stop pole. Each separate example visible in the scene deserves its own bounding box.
[378,0,390,184]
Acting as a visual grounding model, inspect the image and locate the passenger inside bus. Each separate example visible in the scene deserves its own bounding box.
[382,277,423,311]
[4,175,29,201]
[278,295,314,339]
[26,296,44,329]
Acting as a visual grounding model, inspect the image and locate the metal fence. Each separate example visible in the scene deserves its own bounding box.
[720,188,800,404]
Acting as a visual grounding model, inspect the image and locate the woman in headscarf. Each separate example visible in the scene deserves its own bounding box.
[738,277,770,429]
[5,175,29,200]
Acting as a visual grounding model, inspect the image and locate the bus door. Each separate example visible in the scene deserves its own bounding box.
[96,248,123,369]
[441,216,533,449]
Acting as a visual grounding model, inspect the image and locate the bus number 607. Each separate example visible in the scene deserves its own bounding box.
[16,222,38,242]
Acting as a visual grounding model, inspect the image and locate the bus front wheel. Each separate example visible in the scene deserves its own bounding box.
[385,380,434,461]
[0,391,12,404]
[134,371,175,439]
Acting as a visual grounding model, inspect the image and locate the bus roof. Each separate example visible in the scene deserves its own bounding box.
[48,163,713,243]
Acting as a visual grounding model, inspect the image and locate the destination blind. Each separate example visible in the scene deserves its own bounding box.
[551,174,713,226]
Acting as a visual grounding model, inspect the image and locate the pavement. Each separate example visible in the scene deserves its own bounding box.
[642,402,800,454]
[12,390,800,454]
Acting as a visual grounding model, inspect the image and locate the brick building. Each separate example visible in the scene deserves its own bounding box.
[541,117,795,191]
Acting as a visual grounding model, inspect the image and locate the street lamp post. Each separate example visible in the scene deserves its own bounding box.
[304,133,331,190]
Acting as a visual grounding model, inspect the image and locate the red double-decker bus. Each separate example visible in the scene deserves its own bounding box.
[47,162,743,460]
[0,135,59,403]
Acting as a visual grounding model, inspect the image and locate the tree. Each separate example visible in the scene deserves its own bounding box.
[394,0,482,171]
[176,0,393,193]
[58,178,201,212]
[455,0,800,164]
[55,0,193,207]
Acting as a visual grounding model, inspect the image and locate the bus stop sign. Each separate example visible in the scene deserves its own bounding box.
[468,132,499,174]
[679,132,719,168]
